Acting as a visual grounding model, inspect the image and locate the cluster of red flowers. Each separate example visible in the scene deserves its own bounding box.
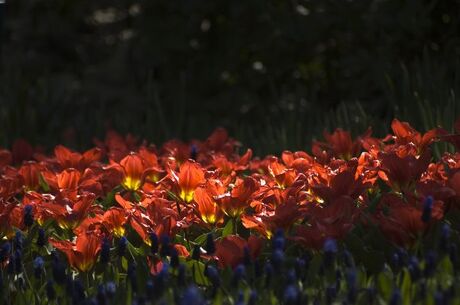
[1,119,460,273]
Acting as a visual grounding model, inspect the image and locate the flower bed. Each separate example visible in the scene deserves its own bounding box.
[1,119,460,304]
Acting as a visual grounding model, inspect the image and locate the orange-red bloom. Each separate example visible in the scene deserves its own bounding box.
[39,193,96,230]
[373,193,444,246]
[50,231,102,272]
[219,177,259,218]
[102,207,128,237]
[115,194,180,245]
[176,160,205,203]
[390,119,440,153]
[193,185,224,226]
[378,149,431,192]
[242,196,305,238]
[312,128,371,162]
[119,153,145,191]
[54,145,102,171]
[0,149,12,168]
[267,158,296,188]
[18,161,43,191]
[0,201,17,238]
[215,235,263,269]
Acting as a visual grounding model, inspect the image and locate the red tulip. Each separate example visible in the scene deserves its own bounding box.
[177,161,205,203]
[50,231,102,272]
[215,235,263,269]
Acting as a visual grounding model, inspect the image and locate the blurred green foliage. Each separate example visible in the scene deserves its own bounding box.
[1,0,460,154]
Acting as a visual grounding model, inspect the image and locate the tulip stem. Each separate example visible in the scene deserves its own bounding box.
[184,229,191,249]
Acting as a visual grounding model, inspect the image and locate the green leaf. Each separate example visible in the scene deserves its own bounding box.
[125,280,132,305]
[194,233,208,245]
[186,261,210,286]
[400,269,412,305]
[38,174,50,192]
[166,190,180,202]
[376,270,393,300]
[366,192,382,214]
[132,192,141,202]
[437,256,454,290]
[128,242,145,256]
[121,257,128,272]
[222,220,233,237]
[213,290,223,305]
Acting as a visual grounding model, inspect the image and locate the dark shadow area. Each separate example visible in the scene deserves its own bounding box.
[1,0,460,153]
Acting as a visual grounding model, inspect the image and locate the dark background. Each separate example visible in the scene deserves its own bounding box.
[1,0,460,154]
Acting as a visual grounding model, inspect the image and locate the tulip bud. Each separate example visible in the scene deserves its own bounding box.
[421,196,433,223]
[180,285,204,305]
[178,263,186,286]
[346,268,357,303]
[323,238,338,268]
[128,261,137,292]
[390,288,401,305]
[205,265,220,287]
[14,231,23,251]
[160,235,171,257]
[205,233,215,255]
[23,205,34,227]
[145,280,154,298]
[155,263,169,295]
[232,264,246,287]
[440,223,451,253]
[235,291,245,305]
[33,256,44,278]
[37,228,46,247]
[100,238,111,264]
[150,233,159,255]
[118,236,128,257]
[190,145,198,161]
[0,242,11,263]
[424,250,437,277]
[271,249,284,271]
[284,285,299,305]
[287,268,297,285]
[272,229,285,251]
[396,248,408,266]
[97,284,107,305]
[408,256,420,281]
[106,281,116,298]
